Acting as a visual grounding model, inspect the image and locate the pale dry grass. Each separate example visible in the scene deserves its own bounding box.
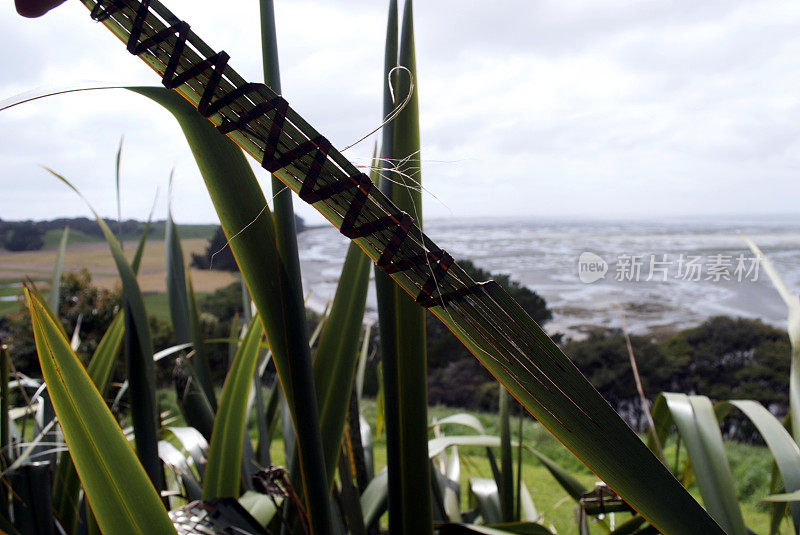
[0,238,237,293]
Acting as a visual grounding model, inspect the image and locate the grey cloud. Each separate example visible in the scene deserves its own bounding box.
[2,0,800,224]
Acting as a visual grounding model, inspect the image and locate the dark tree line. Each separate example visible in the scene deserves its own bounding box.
[190,217,306,272]
[562,317,791,439]
[3,270,231,386]
[0,220,44,251]
[0,218,153,251]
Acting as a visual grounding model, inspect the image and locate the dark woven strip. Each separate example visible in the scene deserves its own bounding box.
[417,282,484,309]
[298,174,361,204]
[217,95,289,162]
[205,82,268,117]
[90,0,125,21]
[125,0,151,52]
[123,0,230,113]
[84,0,483,312]
[415,251,454,307]
[131,20,190,86]
[76,0,625,457]
[375,212,413,268]
[339,175,373,239]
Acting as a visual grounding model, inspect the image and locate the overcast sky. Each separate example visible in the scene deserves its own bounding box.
[2,0,800,226]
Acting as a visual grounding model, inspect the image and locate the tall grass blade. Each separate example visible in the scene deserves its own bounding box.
[620,313,663,460]
[130,87,331,533]
[24,279,67,339]
[131,192,158,274]
[314,241,371,484]
[499,386,513,522]
[518,485,539,522]
[259,0,305,319]
[0,346,8,515]
[742,236,800,446]
[25,288,175,534]
[374,0,401,526]
[769,449,790,535]
[337,447,367,535]
[439,524,552,535]
[257,1,315,500]
[764,490,800,502]
[528,448,585,502]
[166,206,216,408]
[515,414,524,520]
[346,393,371,493]
[85,312,125,395]
[40,225,68,475]
[662,393,746,535]
[9,461,55,535]
[48,225,69,314]
[174,357,215,440]
[48,169,163,493]
[163,426,208,477]
[115,136,123,239]
[470,478,502,524]
[253,352,271,468]
[375,0,433,531]
[720,400,800,534]
[355,323,372,402]
[53,310,125,531]
[204,315,264,499]
[431,414,486,435]
[159,439,202,502]
[361,469,388,529]
[165,210,190,353]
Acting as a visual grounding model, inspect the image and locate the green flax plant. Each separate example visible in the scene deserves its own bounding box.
[375,1,433,533]
[5,0,745,533]
[640,239,800,535]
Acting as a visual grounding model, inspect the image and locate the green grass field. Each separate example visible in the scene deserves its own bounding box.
[41,228,99,248]
[142,292,209,323]
[0,277,43,316]
[155,390,787,534]
[39,223,218,250]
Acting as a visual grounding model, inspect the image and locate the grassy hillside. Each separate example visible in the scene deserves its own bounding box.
[0,232,235,319]
[39,223,218,249]
[154,390,787,534]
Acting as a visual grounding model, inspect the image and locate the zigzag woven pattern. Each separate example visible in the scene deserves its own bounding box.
[85,0,479,310]
[79,0,595,429]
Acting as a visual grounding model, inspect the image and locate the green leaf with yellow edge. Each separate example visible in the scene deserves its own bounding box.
[129,87,331,533]
[47,168,162,493]
[719,400,800,534]
[376,1,433,532]
[203,314,263,499]
[314,231,372,485]
[499,386,513,522]
[662,393,746,535]
[53,310,125,531]
[48,225,69,314]
[25,287,175,535]
[166,206,215,409]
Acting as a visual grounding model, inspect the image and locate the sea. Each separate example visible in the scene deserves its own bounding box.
[296,216,800,339]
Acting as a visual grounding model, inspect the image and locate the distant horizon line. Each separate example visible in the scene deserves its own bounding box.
[4,212,799,227]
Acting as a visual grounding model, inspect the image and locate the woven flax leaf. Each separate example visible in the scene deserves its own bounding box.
[72,1,724,532]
